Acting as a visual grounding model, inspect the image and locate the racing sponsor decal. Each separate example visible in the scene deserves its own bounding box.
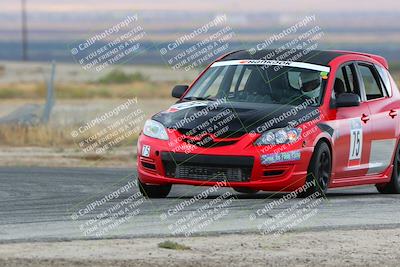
[211,59,330,72]
[348,119,362,166]
[163,101,209,113]
[320,71,329,79]
[142,144,151,157]
[261,150,301,165]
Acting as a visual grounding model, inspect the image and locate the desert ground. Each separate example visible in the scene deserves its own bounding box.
[0,228,399,267]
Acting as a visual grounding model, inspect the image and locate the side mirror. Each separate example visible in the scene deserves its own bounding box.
[172,85,189,99]
[335,93,361,108]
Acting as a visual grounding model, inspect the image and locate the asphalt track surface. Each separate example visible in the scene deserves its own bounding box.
[0,167,400,243]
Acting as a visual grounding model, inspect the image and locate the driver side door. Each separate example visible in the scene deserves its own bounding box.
[332,63,373,179]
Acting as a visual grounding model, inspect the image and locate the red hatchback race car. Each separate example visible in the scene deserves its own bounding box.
[137,49,400,198]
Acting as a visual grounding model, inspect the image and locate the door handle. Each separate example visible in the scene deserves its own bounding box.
[389,109,398,119]
[361,114,370,123]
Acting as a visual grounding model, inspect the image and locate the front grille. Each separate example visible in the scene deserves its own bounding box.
[175,165,249,182]
[182,137,237,148]
[162,152,253,182]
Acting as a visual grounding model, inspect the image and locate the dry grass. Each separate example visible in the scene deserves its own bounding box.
[0,65,5,77]
[57,81,175,99]
[0,83,43,99]
[80,153,104,161]
[0,125,139,147]
[0,125,75,146]
[158,240,191,250]
[0,80,177,99]
[0,68,183,99]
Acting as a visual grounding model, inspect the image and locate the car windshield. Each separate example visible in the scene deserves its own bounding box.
[184,62,329,106]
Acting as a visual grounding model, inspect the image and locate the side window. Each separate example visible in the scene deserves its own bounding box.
[288,71,301,90]
[333,67,346,98]
[229,65,243,93]
[358,64,385,100]
[375,64,392,97]
[333,64,360,98]
[226,66,252,98]
[204,67,228,96]
[234,67,251,92]
[343,65,356,93]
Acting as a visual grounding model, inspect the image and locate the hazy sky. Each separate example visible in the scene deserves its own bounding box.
[1,0,399,61]
[1,0,400,13]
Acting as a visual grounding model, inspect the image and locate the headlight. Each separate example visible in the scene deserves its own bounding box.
[143,119,169,140]
[255,127,302,145]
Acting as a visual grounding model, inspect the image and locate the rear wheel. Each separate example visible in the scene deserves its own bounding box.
[299,142,331,198]
[138,179,171,198]
[376,142,400,194]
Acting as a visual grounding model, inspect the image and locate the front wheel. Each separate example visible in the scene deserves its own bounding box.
[299,142,332,198]
[138,179,171,198]
[376,141,400,194]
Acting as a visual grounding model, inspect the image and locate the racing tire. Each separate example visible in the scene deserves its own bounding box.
[376,141,400,194]
[298,142,332,198]
[138,179,171,198]
[233,187,259,194]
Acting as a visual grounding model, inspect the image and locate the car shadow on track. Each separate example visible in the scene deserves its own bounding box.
[168,185,381,199]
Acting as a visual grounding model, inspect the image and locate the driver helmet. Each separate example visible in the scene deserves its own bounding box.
[299,72,321,99]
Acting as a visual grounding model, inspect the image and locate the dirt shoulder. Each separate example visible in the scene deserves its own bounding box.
[0,228,399,267]
[0,146,136,168]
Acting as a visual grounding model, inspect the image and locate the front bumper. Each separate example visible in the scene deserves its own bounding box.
[137,133,314,192]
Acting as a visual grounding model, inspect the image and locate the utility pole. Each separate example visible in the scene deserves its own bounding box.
[41,61,56,124]
[21,0,28,61]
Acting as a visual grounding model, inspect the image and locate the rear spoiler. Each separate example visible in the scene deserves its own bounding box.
[333,50,389,69]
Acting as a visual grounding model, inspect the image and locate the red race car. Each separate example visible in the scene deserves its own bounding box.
[137,49,400,198]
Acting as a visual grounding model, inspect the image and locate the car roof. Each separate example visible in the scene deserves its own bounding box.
[219,49,388,68]
[220,49,345,66]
